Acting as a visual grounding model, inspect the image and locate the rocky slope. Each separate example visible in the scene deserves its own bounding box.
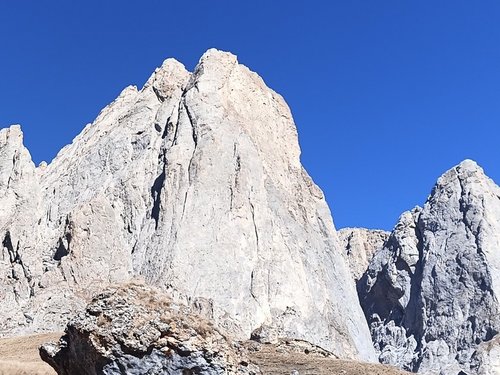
[338,228,389,281]
[40,283,408,375]
[0,49,375,361]
[40,283,260,375]
[357,160,500,374]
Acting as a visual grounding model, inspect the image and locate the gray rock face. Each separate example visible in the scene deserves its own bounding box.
[0,49,375,361]
[40,283,261,375]
[471,334,500,375]
[358,160,500,374]
[338,228,389,281]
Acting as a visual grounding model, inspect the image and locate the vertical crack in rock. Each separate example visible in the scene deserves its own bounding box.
[249,200,259,251]
[180,100,198,221]
[250,270,261,307]
[183,100,198,185]
[166,104,182,146]
[152,86,165,103]
[3,232,34,298]
[3,231,16,264]
[151,151,167,230]
[229,143,241,210]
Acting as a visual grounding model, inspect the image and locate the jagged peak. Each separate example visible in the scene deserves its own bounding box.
[0,124,23,139]
[185,49,239,91]
[429,159,494,199]
[456,158,481,172]
[0,125,31,159]
[142,57,190,100]
[449,158,485,179]
[198,48,238,65]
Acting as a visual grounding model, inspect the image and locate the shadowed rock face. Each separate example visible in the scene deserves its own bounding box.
[358,160,500,374]
[0,49,375,361]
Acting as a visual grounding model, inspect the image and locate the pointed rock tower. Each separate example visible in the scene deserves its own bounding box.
[358,160,500,374]
[0,50,375,361]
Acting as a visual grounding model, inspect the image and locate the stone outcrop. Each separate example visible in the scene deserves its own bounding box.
[338,228,389,281]
[0,49,375,361]
[357,160,500,374]
[40,283,260,375]
[41,283,411,375]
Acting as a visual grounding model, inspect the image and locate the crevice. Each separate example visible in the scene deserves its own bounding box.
[6,151,18,189]
[183,101,198,185]
[3,232,16,263]
[180,100,198,221]
[249,200,259,251]
[229,143,241,211]
[163,105,181,145]
[4,232,35,298]
[152,86,165,102]
[151,151,167,230]
[53,237,69,261]
[250,270,261,307]
[181,188,189,221]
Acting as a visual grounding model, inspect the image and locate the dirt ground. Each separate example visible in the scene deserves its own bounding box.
[249,343,409,375]
[0,333,60,375]
[0,332,408,375]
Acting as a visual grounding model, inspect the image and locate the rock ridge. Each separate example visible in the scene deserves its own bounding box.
[357,160,500,374]
[0,49,375,361]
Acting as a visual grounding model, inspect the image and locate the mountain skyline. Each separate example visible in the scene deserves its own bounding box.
[2,1,500,231]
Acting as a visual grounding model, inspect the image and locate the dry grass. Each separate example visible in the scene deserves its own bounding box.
[250,344,410,375]
[0,332,61,375]
[0,329,409,375]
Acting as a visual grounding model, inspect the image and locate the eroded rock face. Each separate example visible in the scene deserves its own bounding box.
[338,228,389,281]
[0,49,375,361]
[358,160,500,374]
[471,334,500,375]
[40,283,261,375]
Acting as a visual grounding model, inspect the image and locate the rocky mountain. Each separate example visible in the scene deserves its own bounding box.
[338,228,389,281]
[0,49,375,362]
[3,48,498,375]
[357,160,500,374]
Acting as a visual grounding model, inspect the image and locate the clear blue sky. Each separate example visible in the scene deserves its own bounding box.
[1,1,499,231]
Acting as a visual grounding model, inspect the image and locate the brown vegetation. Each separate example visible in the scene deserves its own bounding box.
[249,342,410,375]
[0,332,60,375]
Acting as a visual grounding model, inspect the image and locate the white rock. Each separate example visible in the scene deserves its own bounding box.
[338,228,389,281]
[0,49,375,361]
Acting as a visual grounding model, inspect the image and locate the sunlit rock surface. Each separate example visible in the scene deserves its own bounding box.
[358,160,500,374]
[0,49,375,361]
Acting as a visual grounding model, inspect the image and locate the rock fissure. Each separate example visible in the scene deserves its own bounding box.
[151,151,167,230]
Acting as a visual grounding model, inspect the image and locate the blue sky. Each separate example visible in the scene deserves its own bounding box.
[1,1,499,230]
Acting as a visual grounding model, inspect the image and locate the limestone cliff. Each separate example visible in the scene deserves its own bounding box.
[338,228,389,281]
[358,160,500,374]
[0,49,375,361]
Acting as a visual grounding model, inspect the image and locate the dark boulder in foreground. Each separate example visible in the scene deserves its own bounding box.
[40,283,410,375]
[40,283,260,375]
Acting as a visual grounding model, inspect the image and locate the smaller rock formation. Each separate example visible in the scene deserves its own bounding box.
[338,228,389,281]
[357,160,500,374]
[40,283,260,375]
